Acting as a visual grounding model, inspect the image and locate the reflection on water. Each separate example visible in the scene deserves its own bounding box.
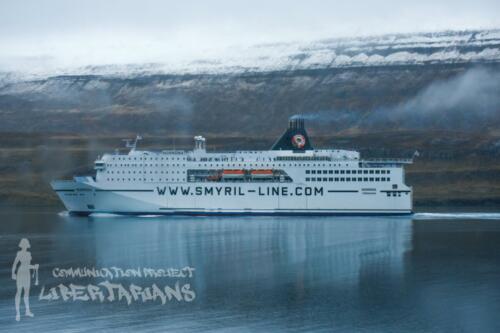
[0,211,499,332]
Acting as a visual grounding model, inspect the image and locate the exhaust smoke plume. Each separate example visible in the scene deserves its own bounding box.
[298,67,500,132]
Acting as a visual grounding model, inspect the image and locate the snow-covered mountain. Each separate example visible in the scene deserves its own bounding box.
[0,29,499,135]
[1,29,500,82]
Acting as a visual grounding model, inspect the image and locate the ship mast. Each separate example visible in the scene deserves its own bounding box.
[123,135,142,153]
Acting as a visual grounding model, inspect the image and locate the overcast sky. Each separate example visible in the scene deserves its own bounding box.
[1,0,499,69]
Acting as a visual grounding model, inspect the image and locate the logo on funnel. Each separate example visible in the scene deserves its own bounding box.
[291,134,306,149]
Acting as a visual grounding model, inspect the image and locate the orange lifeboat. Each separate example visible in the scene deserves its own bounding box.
[221,169,245,179]
[250,169,274,178]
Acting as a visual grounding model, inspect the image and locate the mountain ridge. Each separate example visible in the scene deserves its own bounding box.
[1,29,500,82]
[0,29,499,136]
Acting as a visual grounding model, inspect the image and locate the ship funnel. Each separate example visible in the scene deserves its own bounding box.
[271,116,313,151]
[194,135,206,152]
[288,117,305,130]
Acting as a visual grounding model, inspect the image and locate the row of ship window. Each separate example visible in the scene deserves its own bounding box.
[306,169,390,175]
[387,192,405,197]
[110,155,349,163]
[103,177,397,184]
[110,156,337,163]
[105,163,356,168]
[105,178,183,182]
[275,156,331,161]
[107,164,185,168]
[106,170,185,174]
[111,157,185,161]
[192,164,351,168]
[306,177,391,182]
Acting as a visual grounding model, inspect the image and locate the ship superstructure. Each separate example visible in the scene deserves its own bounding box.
[51,118,414,215]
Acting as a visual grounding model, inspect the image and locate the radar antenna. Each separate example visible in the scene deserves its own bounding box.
[123,135,142,152]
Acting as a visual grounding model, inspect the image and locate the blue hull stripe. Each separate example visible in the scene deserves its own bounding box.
[69,210,413,217]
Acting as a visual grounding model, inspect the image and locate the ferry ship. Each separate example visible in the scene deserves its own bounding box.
[51,118,414,216]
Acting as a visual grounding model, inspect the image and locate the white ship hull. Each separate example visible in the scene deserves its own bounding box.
[52,179,412,216]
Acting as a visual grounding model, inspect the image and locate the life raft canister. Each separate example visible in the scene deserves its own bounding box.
[291,134,306,149]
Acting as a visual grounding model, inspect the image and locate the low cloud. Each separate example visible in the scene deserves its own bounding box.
[298,67,500,131]
[373,67,500,130]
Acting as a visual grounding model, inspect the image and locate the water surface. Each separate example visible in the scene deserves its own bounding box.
[1,210,500,332]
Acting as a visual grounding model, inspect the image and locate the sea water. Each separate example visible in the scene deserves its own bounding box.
[1,209,500,332]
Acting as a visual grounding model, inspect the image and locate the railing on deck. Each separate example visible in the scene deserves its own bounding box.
[362,158,413,165]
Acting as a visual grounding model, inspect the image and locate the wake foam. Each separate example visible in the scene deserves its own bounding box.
[414,212,500,220]
[88,213,122,218]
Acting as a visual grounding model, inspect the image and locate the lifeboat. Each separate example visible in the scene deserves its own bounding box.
[250,169,274,179]
[221,170,245,179]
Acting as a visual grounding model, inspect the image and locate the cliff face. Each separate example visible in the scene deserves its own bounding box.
[0,64,499,135]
